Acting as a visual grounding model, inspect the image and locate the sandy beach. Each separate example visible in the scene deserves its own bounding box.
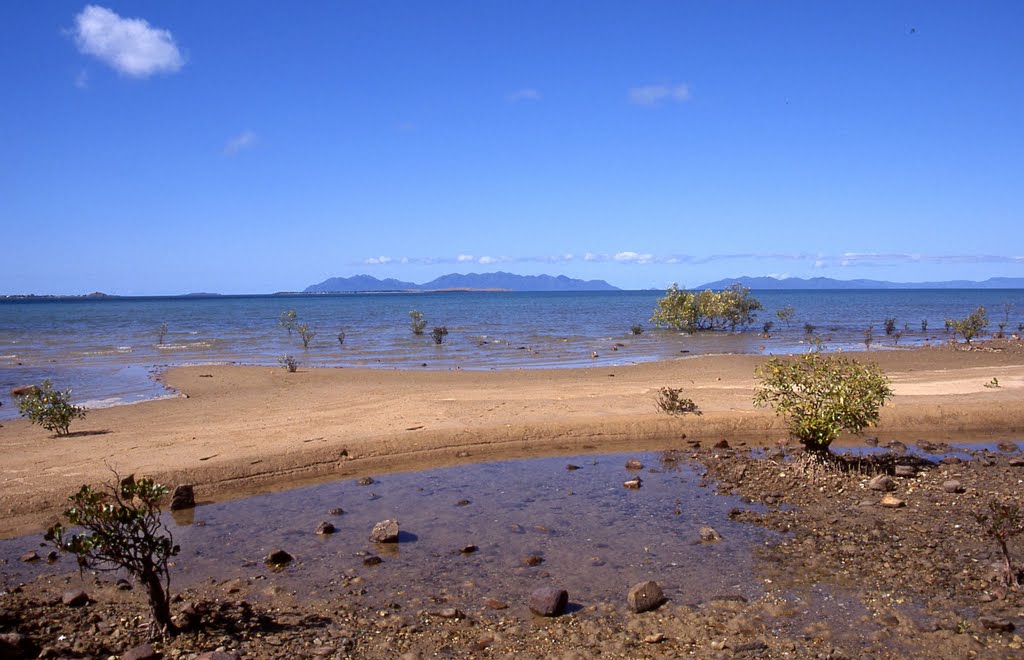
[1,341,1023,539]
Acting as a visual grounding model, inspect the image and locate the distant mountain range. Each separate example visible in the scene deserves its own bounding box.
[304,272,620,293]
[696,276,1024,290]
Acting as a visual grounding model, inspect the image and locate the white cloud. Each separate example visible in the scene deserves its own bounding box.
[583,252,600,262]
[73,5,183,78]
[457,254,475,263]
[223,131,258,156]
[508,88,541,102]
[614,251,654,264]
[365,256,393,265]
[628,83,691,106]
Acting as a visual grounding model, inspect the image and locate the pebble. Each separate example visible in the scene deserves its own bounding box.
[623,477,642,489]
[529,587,568,617]
[625,458,644,470]
[942,480,964,494]
[19,551,38,563]
[61,589,89,607]
[123,643,159,660]
[369,519,399,543]
[879,494,906,508]
[699,526,722,543]
[357,477,375,486]
[315,521,336,535]
[894,465,916,477]
[265,549,293,566]
[627,580,665,613]
[868,475,897,492]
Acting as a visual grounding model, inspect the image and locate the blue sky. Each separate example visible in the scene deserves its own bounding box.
[2,2,1022,294]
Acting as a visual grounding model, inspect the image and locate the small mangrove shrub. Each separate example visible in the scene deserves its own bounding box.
[762,320,774,336]
[863,325,874,350]
[803,322,816,336]
[651,283,762,332]
[754,353,893,453]
[776,305,795,328]
[884,318,897,336]
[975,498,1024,587]
[921,319,928,333]
[409,310,428,335]
[431,326,449,344]
[297,323,316,349]
[630,324,644,335]
[279,309,298,336]
[279,354,299,372]
[46,475,180,635]
[17,379,87,436]
[947,306,988,344]
[984,377,1000,389]
[157,323,168,345]
[656,387,701,416]
[337,329,346,345]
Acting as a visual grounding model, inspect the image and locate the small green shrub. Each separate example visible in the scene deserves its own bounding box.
[803,322,816,336]
[157,323,168,345]
[409,310,427,335]
[776,305,795,328]
[297,323,316,349]
[630,324,644,335]
[17,379,87,436]
[984,377,1000,389]
[279,309,298,335]
[279,355,299,372]
[762,320,774,336]
[947,306,988,344]
[863,325,874,350]
[975,498,1024,587]
[656,387,701,416]
[46,475,179,636]
[431,326,449,344]
[651,283,762,332]
[754,353,893,453]
[884,318,896,336]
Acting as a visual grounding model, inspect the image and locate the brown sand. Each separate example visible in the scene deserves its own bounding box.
[2,341,1022,539]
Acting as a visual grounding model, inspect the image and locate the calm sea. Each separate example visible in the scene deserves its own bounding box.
[1,289,1022,419]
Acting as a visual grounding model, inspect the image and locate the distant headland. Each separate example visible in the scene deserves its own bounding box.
[303,272,621,293]
[696,276,1024,290]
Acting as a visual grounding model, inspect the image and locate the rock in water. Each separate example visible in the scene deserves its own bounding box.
[529,588,568,617]
[315,521,336,535]
[627,581,665,613]
[623,477,642,489]
[370,519,399,543]
[625,458,644,470]
[699,526,722,543]
[265,549,293,566]
[170,484,195,511]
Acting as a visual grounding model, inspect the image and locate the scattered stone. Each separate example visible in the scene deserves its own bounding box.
[328,507,345,516]
[484,598,508,610]
[643,633,666,644]
[363,555,383,566]
[170,484,195,511]
[19,551,38,563]
[61,589,89,607]
[455,499,471,507]
[315,521,336,535]
[265,549,293,566]
[625,458,644,470]
[196,652,240,660]
[356,477,375,486]
[523,555,544,567]
[894,465,916,477]
[436,608,464,619]
[0,633,27,657]
[627,580,665,613]
[997,442,1019,453]
[122,643,159,660]
[868,474,897,492]
[713,439,731,449]
[370,519,399,543]
[864,436,879,446]
[734,641,769,652]
[942,480,964,494]
[941,456,963,465]
[459,545,478,554]
[45,551,58,563]
[565,464,581,471]
[1010,457,1024,467]
[623,477,642,489]
[173,603,200,629]
[979,616,1015,632]
[879,494,906,508]
[699,526,722,543]
[886,441,907,453]
[529,588,568,617]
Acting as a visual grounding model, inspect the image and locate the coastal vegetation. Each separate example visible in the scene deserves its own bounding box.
[630,324,644,335]
[975,498,1024,587]
[409,310,427,335]
[753,352,893,454]
[431,326,449,344]
[16,379,87,437]
[45,475,180,636]
[337,329,346,345]
[650,283,762,332]
[863,325,874,350]
[655,387,701,416]
[279,355,299,372]
[156,322,168,345]
[775,305,795,328]
[947,306,989,344]
[279,309,298,336]
[297,323,316,349]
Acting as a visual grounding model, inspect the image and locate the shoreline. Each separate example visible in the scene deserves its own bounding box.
[1,340,1023,540]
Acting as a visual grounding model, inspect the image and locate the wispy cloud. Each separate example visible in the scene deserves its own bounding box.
[508,88,541,102]
[72,5,183,78]
[628,83,691,106]
[358,251,1024,268]
[223,131,258,156]
[74,69,89,89]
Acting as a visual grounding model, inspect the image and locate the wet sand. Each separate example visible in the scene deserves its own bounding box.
[1,340,1023,539]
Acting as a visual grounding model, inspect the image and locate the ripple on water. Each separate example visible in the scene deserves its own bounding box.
[1,451,774,609]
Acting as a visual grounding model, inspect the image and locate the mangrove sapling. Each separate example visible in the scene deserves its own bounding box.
[650,283,762,332]
[803,323,816,337]
[921,319,928,333]
[1018,323,1024,335]
[46,474,180,637]
[409,310,427,335]
[884,318,896,336]
[157,323,168,345]
[893,330,903,346]
[631,324,644,335]
[776,305,795,329]
[947,307,988,345]
[656,387,702,416]
[431,326,449,344]
[279,355,299,372]
[975,499,1024,587]
[762,320,774,336]
[864,325,874,350]
[17,379,87,436]
[337,329,346,345]
[279,310,298,336]
[297,323,316,349]
[996,322,1006,338]
[753,352,893,456]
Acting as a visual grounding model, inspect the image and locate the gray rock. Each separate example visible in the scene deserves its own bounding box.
[623,477,642,489]
[328,507,345,516]
[979,616,1015,632]
[315,521,336,535]
[868,474,897,492]
[363,555,382,566]
[529,587,568,617]
[625,458,644,470]
[942,480,964,494]
[170,484,195,511]
[997,442,1019,453]
[265,549,293,566]
[627,580,665,613]
[699,526,722,543]
[122,643,159,660]
[894,465,916,477]
[1009,458,1024,467]
[19,551,38,563]
[196,653,240,660]
[370,519,399,543]
[61,589,89,607]
[356,476,375,486]
[436,608,464,619]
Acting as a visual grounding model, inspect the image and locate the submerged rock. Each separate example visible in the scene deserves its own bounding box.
[699,527,722,543]
[265,549,294,566]
[315,521,336,535]
[625,458,644,470]
[370,519,399,543]
[170,484,196,511]
[623,477,642,489]
[627,581,665,613]
[529,588,568,617]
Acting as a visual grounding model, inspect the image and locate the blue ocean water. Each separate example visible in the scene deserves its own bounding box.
[1,289,1022,419]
